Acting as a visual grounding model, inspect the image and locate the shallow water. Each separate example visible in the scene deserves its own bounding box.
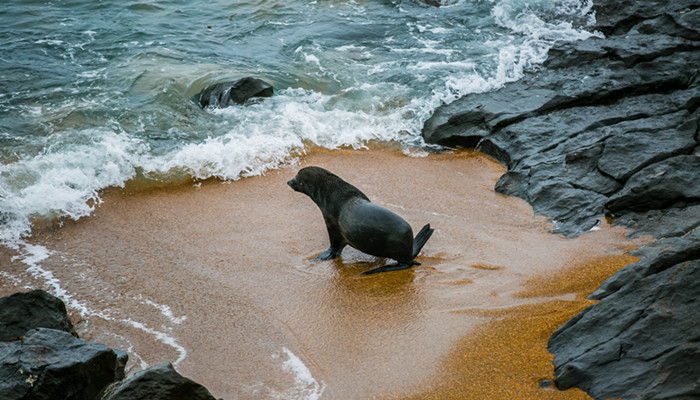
[0,149,645,399]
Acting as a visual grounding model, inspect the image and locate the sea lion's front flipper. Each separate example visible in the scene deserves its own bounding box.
[361,263,413,275]
[313,248,342,261]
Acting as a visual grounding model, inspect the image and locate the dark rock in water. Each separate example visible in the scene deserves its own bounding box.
[0,290,219,400]
[102,362,217,400]
[196,77,273,108]
[0,328,126,400]
[421,0,700,397]
[0,290,75,342]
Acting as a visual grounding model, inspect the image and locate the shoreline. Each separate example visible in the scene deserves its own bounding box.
[0,148,648,399]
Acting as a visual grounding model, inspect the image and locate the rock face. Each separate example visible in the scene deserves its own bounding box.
[196,77,273,108]
[549,228,700,399]
[422,0,700,398]
[102,362,218,400]
[0,328,126,400]
[550,259,700,400]
[0,289,76,342]
[0,290,220,400]
[422,1,700,237]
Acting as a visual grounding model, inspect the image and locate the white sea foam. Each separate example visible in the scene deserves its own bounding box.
[268,348,325,400]
[139,296,187,325]
[0,127,188,366]
[144,88,417,181]
[34,39,64,45]
[0,129,146,245]
[121,318,188,366]
[0,271,23,287]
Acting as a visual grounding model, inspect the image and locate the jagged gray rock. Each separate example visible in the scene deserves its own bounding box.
[101,362,217,400]
[590,227,700,301]
[0,290,75,342]
[549,260,700,400]
[613,204,700,238]
[606,155,700,213]
[0,328,126,400]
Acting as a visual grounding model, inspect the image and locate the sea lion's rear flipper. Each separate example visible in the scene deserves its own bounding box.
[361,224,433,275]
[361,263,413,275]
[412,224,434,258]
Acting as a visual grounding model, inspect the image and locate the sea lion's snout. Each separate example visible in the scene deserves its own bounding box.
[287,177,299,191]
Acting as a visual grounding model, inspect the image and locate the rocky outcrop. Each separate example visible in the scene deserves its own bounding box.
[422,0,700,398]
[0,328,126,400]
[196,77,273,108]
[549,227,700,399]
[422,1,699,237]
[549,259,700,400]
[0,289,76,342]
[0,290,218,400]
[102,362,218,400]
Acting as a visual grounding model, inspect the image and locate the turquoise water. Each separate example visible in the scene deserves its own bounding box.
[0,0,598,245]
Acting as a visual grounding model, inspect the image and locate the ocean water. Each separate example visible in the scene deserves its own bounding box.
[0,0,599,247]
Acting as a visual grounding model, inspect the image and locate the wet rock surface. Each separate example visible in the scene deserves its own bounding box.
[102,362,218,400]
[0,327,125,400]
[0,290,215,400]
[423,1,699,237]
[423,0,700,398]
[196,77,273,108]
[0,289,76,342]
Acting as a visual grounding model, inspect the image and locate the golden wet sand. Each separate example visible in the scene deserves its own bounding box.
[0,148,647,399]
[396,254,638,400]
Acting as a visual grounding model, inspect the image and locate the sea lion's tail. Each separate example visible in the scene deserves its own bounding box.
[412,224,434,261]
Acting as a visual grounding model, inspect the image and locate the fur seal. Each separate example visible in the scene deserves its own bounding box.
[287,166,433,274]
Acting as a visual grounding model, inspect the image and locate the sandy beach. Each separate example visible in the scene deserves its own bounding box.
[0,148,647,399]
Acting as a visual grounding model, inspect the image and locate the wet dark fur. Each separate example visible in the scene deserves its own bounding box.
[288,166,433,274]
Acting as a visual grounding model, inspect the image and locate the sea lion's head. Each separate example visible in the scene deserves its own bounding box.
[288,166,369,207]
[287,166,329,197]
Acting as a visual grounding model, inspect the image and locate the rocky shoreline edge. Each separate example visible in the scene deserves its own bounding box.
[423,0,699,398]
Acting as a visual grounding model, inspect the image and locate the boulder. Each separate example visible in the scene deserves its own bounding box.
[0,328,126,400]
[0,290,76,342]
[196,77,273,108]
[102,362,217,400]
[549,259,700,400]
